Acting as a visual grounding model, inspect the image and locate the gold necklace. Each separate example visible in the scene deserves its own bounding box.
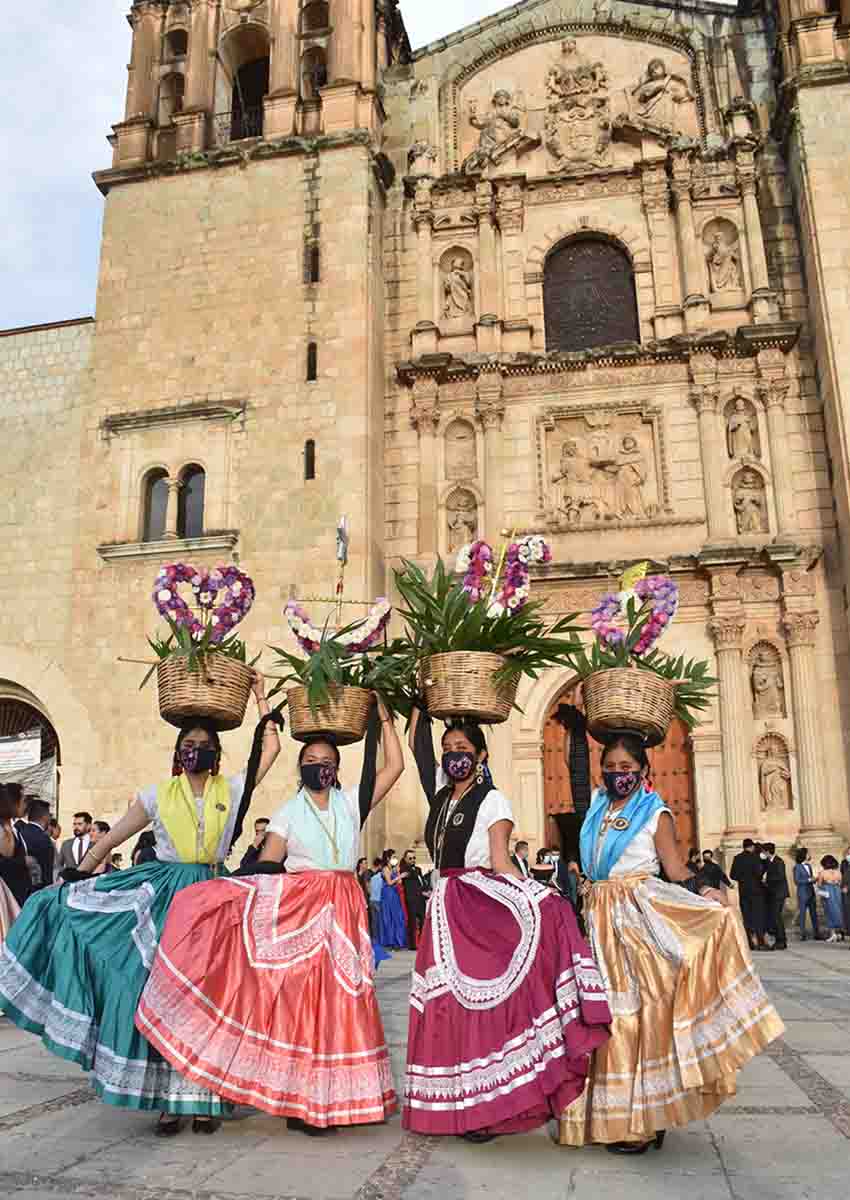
[304,793,340,864]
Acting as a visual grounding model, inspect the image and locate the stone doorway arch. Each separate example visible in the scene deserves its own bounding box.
[0,680,61,810]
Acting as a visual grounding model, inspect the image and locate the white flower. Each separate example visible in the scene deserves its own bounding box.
[487,602,505,619]
[231,581,242,596]
[157,589,172,603]
[508,596,520,609]
[199,591,212,605]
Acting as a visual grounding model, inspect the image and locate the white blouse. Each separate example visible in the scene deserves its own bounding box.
[594,804,671,878]
[267,787,360,872]
[137,773,245,864]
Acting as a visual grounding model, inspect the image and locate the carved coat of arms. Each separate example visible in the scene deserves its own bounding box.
[544,40,613,174]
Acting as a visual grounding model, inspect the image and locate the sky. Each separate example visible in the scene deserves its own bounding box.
[0,0,514,331]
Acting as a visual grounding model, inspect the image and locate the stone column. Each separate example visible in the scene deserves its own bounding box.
[759,377,797,537]
[125,1,161,120]
[163,478,183,540]
[495,181,525,326]
[690,384,730,541]
[709,615,754,834]
[641,162,677,332]
[476,370,506,544]
[410,377,440,555]
[475,182,500,320]
[782,610,833,837]
[734,143,772,308]
[185,0,216,111]
[411,180,437,356]
[670,150,709,327]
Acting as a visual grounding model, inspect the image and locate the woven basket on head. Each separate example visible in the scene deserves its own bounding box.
[420,652,519,725]
[157,656,254,732]
[583,667,675,747]
[287,684,373,746]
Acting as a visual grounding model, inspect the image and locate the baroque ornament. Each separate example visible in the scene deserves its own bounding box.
[544,39,613,174]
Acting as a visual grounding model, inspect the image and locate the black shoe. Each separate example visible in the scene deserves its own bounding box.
[654,1131,666,1150]
[192,1118,221,1134]
[286,1117,336,1137]
[156,1115,182,1137]
[606,1140,651,1155]
[460,1130,498,1143]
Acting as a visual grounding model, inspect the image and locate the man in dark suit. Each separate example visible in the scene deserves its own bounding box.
[730,839,770,951]
[17,797,55,892]
[511,840,531,879]
[59,812,93,871]
[763,843,790,950]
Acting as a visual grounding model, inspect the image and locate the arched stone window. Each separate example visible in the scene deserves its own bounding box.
[306,341,318,381]
[218,26,270,142]
[159,73,185,125]
[142,469,169,542]
[165,29,188,60]
[543,237,639,353]
[177,464,205,539]
[302,0,330,32]
[302,47,328,99]
[304,439,316,480]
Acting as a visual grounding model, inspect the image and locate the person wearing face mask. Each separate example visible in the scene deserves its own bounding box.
[137,695,403,1136]
[0,674,281,1136]
[403,708,611,1142]
[379,847,409,949]
[841,847,850,937]
[400,849,428,950]
[559,732,783,1154]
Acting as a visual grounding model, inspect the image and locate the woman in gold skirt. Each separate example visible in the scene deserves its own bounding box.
[559,732,784,1154]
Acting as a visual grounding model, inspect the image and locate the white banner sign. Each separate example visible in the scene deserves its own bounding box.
[0,754,57,806]
[0,728,41,773]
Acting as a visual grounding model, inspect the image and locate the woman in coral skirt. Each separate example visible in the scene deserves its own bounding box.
[559,732,784,1154]
[403,710,611,1142]
[137,696,403,1136]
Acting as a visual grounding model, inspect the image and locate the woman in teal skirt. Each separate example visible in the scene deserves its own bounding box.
[0,673,281,1135]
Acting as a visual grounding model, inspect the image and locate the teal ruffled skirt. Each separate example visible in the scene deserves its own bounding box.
[0,861,231,1115]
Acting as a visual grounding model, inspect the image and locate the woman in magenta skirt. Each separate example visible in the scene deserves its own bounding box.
[403,711,611,1142]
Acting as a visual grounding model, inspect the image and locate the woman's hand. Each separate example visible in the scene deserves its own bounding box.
[580,878,593,899]
[699,886,727,906]
[251,670,266,700]
[373,693,390,723]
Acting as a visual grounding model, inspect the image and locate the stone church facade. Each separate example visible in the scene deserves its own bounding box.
[1,0,849,862]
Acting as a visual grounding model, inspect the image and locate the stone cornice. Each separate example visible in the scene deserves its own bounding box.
[94,129,383,196]
[97,531,239,563]
[396,323,801,386]
[100,400,247,438]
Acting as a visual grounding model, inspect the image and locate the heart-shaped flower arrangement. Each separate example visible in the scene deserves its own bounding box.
[456,535,552,616]
[152,562,255,645]
[590,574,679,657]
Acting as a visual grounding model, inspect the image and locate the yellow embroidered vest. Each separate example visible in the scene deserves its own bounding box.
[155,773,231,864]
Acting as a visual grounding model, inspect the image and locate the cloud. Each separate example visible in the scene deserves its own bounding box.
[0,1,513,330]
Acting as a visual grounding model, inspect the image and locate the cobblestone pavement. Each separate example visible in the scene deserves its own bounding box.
[1,940,848,1200]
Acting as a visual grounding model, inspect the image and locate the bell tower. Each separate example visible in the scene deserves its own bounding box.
[109,0,406,167]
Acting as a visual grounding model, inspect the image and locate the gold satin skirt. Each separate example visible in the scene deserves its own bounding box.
[0,878,20,946]
[559,874,784,1146]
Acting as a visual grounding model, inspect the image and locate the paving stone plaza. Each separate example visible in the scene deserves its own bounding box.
[1,941,847,1200]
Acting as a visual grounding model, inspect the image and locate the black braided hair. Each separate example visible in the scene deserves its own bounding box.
[228,704,285,852]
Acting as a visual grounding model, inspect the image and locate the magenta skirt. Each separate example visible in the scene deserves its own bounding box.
[402,869,611,1136]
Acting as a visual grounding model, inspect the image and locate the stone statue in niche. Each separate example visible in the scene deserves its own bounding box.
[613,434,648,519]
[757,737,793,810]
[228,0,263,11]
[627,59,694,137]
[445,421,477,481]
[544,39,613,174]
[706,230,743,292]
[442,256,474,320]
[446,489,478,551]
[726,397,759,461]
[750,648,786,718]
[733,469,768,534]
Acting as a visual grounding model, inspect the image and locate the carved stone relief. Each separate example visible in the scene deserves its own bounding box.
[440,249,474,321]
[733,468,768,535]
[544,39,613,174]
[446,487,478,551]
[749,642,786,718]
[541,407,661,527]
[704,219,744,294]
[756,734,793,811]
[445,419,477,480]
[456,37,700,176]
[725,395,760,461]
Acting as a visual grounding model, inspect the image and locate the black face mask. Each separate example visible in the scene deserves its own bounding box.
[602,769,641,799]
[301,762,337,793]
[442,751,475,782]
[180,745,217,774]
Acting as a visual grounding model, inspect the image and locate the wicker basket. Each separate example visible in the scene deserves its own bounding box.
[287,684,373,746]
[583,667,676,747]
[420,652,519,725]
[157,655,254,732]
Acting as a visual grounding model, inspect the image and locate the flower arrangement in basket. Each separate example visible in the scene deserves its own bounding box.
[269,598,416,744]
[393,534,583,724]
[141,562,260,731]
[570,563,717,746]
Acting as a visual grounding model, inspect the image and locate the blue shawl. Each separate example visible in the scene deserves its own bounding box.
[579,784,666,881]
[286,787,358,870]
